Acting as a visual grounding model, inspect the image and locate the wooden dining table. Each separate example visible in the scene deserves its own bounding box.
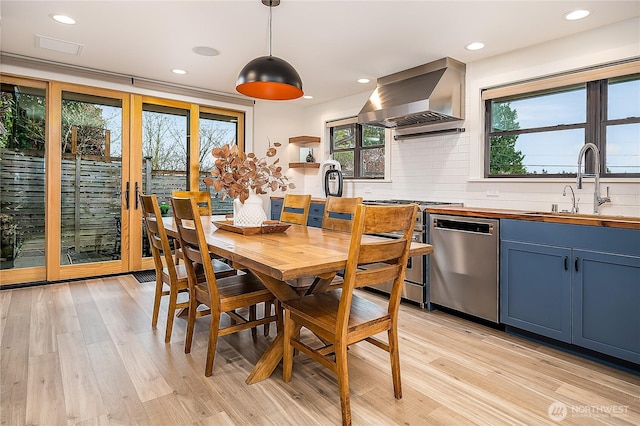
[162,216,434,384]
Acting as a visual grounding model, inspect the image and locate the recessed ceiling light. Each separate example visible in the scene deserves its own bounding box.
[466,42,485,51]
[357,78,370,84]
[51,14,76,25]
[564,9,590,21]
[303,95,314,100]
[172,69,187,75]
[192,46,220,56]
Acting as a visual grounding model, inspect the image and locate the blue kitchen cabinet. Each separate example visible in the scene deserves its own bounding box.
[500,219,640,364]
[270,199,283,220]
[573,250,640,363]
[270,198,325,228]
[500,240,572,342]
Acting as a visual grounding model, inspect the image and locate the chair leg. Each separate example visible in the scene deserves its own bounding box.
[275,300,283,333]
[184,297,198,354]
[164,286,179,343]
[151,277,163,328]
[250,304,257,338]
[282,309,294,383]
[388,327,402,399]
[204,313,221,377]
[263,301,272,337]
[335,342,352,426]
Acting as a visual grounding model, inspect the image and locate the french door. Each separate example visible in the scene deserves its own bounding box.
[0,77,245,286]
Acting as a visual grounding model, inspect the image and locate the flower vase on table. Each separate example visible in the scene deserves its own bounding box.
[233,188,267,227]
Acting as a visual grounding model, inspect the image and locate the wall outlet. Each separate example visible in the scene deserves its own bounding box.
[364,187,372,194]
[486,188,499,197]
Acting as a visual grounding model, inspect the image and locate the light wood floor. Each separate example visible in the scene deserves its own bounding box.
[1,275,638,425]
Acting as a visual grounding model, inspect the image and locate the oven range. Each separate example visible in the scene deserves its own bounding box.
[361,199,462,308]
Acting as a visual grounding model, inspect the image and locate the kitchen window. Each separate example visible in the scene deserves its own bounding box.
[328,117,385,179]
[483,61,640,178]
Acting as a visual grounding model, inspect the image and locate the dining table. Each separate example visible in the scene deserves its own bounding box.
[162,216,434,384]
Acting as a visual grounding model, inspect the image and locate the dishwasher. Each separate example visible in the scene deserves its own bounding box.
[429,214,499,323]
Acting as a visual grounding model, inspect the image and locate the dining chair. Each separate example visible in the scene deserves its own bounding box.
[171,190,212,216]
[170,196,281,377]
[281,203,418,426]
[140,194,235,343]
[279,194,312,225]
[287,196,364,296]
[321,196,363,233]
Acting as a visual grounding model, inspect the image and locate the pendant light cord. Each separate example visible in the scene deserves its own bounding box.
[268,1,273,57]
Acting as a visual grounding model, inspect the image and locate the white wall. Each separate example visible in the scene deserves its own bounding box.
[260,18,640,217]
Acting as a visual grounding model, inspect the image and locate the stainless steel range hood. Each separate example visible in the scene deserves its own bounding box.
[358,57,465,129]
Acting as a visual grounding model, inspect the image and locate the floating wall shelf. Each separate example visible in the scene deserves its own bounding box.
[288,162,320,169]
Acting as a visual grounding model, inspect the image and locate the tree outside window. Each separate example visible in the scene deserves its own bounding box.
[330,121,384,179]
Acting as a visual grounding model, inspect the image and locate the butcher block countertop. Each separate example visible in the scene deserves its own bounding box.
[426,206,640,230]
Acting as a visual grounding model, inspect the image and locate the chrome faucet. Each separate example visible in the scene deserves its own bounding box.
[562,185,578,213]
[576,143,610,215]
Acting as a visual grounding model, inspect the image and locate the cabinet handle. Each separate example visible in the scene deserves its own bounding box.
[564,256,569,270]
[574,257,580,272]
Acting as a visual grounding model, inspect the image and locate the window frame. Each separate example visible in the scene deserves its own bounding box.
[328,119,386,180]
[483,61,640,178]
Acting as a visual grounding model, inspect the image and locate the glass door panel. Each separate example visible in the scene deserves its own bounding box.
[1,81,47,273]
[140,102,189,258]
[198,110,240,215]
[60,91,123,266]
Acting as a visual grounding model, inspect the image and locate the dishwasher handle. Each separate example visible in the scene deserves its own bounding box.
[432,218,494,235]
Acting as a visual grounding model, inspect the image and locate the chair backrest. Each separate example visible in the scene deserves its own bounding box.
[338,203,418,334]
[280,194,312,226]
[170,196,220,302]
[140,194,179,281]
[171,190,212,216]
[321,196,363,233]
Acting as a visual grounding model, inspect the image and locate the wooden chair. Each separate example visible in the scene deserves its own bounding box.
[139,194,235,343]
[279,194,311,225]
[281,203,418,426]
[171,190,212,216]
[287,196,364,296]
[170,196,281,376]
[321,196,363,233]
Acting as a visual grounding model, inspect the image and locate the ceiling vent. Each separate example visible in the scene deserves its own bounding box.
[35,35,84,56]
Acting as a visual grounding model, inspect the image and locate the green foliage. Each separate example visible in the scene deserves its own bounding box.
[61,100,108,155]
[2,90,46,151]
[489,103,527,175]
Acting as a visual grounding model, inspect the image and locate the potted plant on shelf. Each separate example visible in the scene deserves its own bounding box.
[204,142,295,226]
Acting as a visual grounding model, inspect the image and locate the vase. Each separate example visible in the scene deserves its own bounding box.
[233,188,268,227]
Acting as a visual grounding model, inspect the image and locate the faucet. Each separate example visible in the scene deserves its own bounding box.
[576,143,610,215]
[562,185,579,213]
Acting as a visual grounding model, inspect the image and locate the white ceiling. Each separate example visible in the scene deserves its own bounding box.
[1,1,639,105]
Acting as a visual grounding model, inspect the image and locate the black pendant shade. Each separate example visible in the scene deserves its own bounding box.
[236,55,303,100]
[236,0,303,101]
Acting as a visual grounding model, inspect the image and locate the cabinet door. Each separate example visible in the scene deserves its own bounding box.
[308,202,325,228]
[500,241,572,342]
[573,250,640,364]
[270,199,282,221]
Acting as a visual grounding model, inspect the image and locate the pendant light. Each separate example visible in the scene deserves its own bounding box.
[236,0,303,100]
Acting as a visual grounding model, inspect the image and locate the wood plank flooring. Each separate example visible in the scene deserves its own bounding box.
[1,275,638,425]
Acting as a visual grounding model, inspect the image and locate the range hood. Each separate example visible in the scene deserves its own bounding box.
[358,57,466,129]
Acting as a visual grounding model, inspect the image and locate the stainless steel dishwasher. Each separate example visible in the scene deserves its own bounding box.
[429,214,499,323]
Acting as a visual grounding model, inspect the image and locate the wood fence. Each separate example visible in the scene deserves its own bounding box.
[0,149,232,261]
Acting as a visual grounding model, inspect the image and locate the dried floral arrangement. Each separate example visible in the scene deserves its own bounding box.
[203,142,295,203]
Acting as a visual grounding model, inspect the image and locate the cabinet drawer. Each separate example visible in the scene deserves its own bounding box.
[270,199,283,221]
